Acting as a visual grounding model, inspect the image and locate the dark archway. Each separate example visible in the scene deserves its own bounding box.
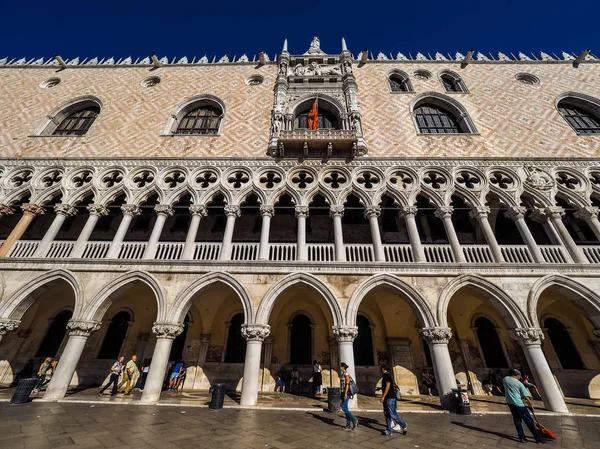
[354,315,374,366]
[224,313,246,363]
[97,311,131,359]
[474,316,508,368]
[35,309,72,357]
[544,317,585,369]
[290,314,312,365]
[170,314,190,361]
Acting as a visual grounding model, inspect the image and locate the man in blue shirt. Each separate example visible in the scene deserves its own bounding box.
[503,369,544,444]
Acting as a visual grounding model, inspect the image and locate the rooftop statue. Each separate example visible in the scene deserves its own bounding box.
[305,37,326,55]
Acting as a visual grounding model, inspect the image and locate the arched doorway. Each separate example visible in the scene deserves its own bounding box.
[224,313,246,363]
[97,311,131,360]
[289,314,312,365]
[544,317,584,370]
[354,315,374,366]
[473,316,508,369]
[36,309,73,358]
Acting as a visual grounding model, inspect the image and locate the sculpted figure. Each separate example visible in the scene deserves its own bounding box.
[308,37,321,54]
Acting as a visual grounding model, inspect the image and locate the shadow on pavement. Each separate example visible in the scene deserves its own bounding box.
[306,412,343,428]
[451,420,519,442]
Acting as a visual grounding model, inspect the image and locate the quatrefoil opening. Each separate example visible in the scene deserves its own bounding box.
[164,172,186,188]
[323,172,348,189]
[291,171,315,189]
[196,171,218,189]
[102,171,123,188]
[455,171,481,189]
[133,171,155,188]
[42,171,63,188]
[489,171,514,190]
[11,170,33,187]
[227,171,250,189]
[422,171,447,189]
[555,172,580,190]
[389,171,414,189]
[259,171,283,189]
[356,172,380,189]
[72,171,93,188]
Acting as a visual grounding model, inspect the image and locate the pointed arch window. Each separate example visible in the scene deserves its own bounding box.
[557,99,600,134]
[415,104,461,134]
[389,72,413,93]
[474,316,508,368]
[97,311,131,359]
[53,105,100,136]
[176,105,222,135]
[440,72,468,93]
[36,309,72,357]
[544,317,585,369]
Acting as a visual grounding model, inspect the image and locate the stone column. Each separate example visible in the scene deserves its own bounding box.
[181,205,207,260]
[141,323,184,403]
[511,328,569,413]
[399,206,426,262]
[0,204,45,257]
[295,206,309,261]
[574,206,600,243]
[33,204,77,258]
[435,206,466,263]
[420,327,458,410]
[543,207,587,264]
[469,206,505,263]
[44,320,101,400]
[333,325,358,407]
[258,205,274,261]
[70,205,108,258]
[504,206,545,263]
[330,206,346,262]
[0,319,20,344]
[106,205,140,259]
[240,324,270,406]
[327,336,340,386]
[219,205,240,261]
[142,205,174,259]
[365,206,385,262]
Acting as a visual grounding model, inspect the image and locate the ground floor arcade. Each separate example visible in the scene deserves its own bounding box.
[0,266,599,413]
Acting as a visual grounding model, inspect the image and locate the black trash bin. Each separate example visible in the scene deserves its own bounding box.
[209,383,226,410]
[11,377,38,405]
[327,387,341,412]
[452,387,472,415]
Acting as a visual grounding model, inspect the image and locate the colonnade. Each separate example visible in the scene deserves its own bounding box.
[0,199,598,265]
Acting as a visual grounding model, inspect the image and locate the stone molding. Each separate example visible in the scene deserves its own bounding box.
[511,327,545,345]
[420,327,453,344]
[152,322,184,339]
[241,324,271,341]
[67,320,101,337]
[333,325,358,342]
[0,319,20,335]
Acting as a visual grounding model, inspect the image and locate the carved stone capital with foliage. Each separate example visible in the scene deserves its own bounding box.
[121,204,141,216]
[364,206,381,219]
[87,204,109,217]
[511,327,544,345]
[241,324,271,342]
[329,205,345,218]
[0,319,20,335]
[469,205,490,220]
[399,205,418,218]
[154,204,174,217]
[21,203,45,217]
[0,204,15,217]
[152,322,184,339]
[224,205,241,218]
[434,206,454,219]
[295,206,309,218]
[504,206,527,221]
[420,327,453,344]
[574,206,599,221]
[67,320,101,337]
[54,204,77,217]
[333,325,359,343]
[189,205,208,217]
[260,205,275,217]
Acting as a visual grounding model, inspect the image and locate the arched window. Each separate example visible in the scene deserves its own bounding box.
[53,105,100,136]
[224,313,246,363]
[97,311,131,359]
[544,317,585,369]
[290,314,312,365]
[36,309,72,357]
[170,314,190,361]
[354,315,374,365]
[557,99,600,134]
[176,105,222,135]
[412,94,476,135]
[36,97,102,137]
[474,317,508,368]
[294,109,338,130]
[440,72,468,93]
[389,72,413,92]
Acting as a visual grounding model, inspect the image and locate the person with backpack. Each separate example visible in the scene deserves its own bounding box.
[339,362,358,430]
[380,363,407,436]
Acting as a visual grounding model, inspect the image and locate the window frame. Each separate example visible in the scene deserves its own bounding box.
[388,70,414,94]
[410,92,478,136]
[162,95,226,137]
[557,101,600,135]
[34,96,102,137]
[438,71,469,94]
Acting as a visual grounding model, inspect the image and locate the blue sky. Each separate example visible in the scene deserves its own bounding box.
[1,0,598,60]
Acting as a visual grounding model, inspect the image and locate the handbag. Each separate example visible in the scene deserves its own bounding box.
[349,377,359,397]
[393,383,402,401]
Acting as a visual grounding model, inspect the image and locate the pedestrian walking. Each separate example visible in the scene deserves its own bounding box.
[339,362,358,430]
[168,359,184,390]
[290,366,300,394]
[312,360,323,395]
[135,358,150,391]
[118,355,138,395]
[33,358,52,393]
[503,369,544,444]
[99,356,124,396]
[380,363,407,436]
[422,369,435,396]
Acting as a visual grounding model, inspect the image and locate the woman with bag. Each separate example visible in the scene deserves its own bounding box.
[340,362,358,430]
[380,363,407,436]
[312,360,323,396]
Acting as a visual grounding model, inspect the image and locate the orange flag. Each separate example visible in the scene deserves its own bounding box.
[308,98,318,130]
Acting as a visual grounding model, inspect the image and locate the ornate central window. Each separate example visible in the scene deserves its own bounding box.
[176,106,222,135]
[294,109,338,130]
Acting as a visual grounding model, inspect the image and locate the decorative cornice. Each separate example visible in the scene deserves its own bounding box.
[241,324,271,341]
[420,327,452,344]
[189,205,208,217]
[333,325,359,342]
[87,204,109,217]
[511,327,545,345]
[54,204,77,217]
[152,322,184,339]
[224,205,241,218]
[0,319,20,335]
[67,320,101,337]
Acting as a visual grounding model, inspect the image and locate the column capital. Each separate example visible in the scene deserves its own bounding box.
[0,318,20,335]
[469,205,490,219]
[241,324,271,341]
[199,334,212,344]
[544,206,565,219]
[54,204,77,217]
[121,204,141,216]
[329,205,345,218]
[21,203,45,217]
[399,205,418,218]
[0,204,15,217]
[364,205,381,219]
[510,327,545,345]
[574,206,599,221]
[420,327,453,344]
[224,205,241,218]
[434,206,454,219]
[295,206,309,218]
[87,204,109,217]
[260,205,275,217]
[67,320,101,337]
[154,204,174,217]
[152,322,184,339]
[504,205,527,221]
[189,205,208,217]
[332,325,358,343]
[529,208,549,224]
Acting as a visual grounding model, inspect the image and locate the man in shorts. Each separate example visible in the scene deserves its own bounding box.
[169,359,184,390]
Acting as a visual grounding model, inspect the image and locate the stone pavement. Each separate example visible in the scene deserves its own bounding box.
[1,401,600,449]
